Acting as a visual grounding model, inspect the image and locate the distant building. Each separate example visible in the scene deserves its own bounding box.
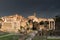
[0,13,55,33]
[39,18,55,31]
[0,14,25,33]
[28,13,55,31]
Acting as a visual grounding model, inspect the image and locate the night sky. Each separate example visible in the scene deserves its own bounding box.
[0,0,60,18]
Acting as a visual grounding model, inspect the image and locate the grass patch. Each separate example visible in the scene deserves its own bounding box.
[33,35,60,40]
[0,35,20,40]
[47,39,60,40]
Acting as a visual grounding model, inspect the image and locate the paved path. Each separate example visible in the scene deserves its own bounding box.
[25,31,38,40]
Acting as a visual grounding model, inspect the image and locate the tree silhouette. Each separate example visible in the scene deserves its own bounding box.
[55,15,60,30]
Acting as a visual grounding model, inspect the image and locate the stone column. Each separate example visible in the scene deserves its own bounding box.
[49,21,50,30]
[53,21,55,36]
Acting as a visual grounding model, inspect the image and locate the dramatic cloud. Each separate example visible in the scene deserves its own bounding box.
[0,0,60,18]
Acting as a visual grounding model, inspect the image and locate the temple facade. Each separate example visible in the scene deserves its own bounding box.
[0,14,55,33]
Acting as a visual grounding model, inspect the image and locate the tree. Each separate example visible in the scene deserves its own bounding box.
[55,15,60,22]
[55,15,60,30]
[53,15,60,36]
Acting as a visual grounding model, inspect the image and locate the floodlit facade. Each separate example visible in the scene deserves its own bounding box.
[0,14,26,33]
[38,18,55,31]
[28,13,55,31]
[0,13,55,33]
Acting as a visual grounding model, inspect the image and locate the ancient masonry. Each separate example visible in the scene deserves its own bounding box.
[0,13,55,33]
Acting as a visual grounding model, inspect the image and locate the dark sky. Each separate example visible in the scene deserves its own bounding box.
[0,0,60,18]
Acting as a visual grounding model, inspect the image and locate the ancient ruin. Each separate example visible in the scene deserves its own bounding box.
[0,13,55,33]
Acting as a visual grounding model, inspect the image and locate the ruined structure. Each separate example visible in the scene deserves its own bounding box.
[0,13,55,33]
[0,14,28,33]
[28,13,55,31]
